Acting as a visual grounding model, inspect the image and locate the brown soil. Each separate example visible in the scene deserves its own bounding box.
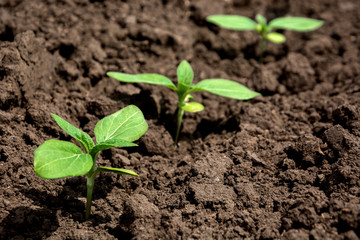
[1,0,359,239]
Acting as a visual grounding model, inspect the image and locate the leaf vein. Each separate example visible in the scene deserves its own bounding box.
[35,154,83,171]
[104,111,140,142]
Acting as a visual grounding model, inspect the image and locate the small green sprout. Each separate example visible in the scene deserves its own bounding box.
[206,14,324,62]
[33,105,148,220]
[107,60,259,145]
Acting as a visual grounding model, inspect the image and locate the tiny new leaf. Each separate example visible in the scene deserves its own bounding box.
[177,60,194,86]
[180,101,205,112]
[266,32,286,43]
[52,114,94,153]
[90,139,137,156]
[255,14,267,26]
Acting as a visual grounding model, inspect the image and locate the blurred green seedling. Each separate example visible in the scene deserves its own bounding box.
[34,105,148,220]
[206,14,324,62]
[107,60,259,145]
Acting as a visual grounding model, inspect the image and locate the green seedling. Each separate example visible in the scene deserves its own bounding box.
[33,105,148,220]
[206,14,324,62]
[107,60,259,145]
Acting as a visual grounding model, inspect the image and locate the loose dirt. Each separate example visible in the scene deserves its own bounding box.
[0,0,359,239]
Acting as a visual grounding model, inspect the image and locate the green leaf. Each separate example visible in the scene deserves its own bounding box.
[107,72,177,90]
[268,17,324,32]
[185,94,194,101]
[180,101,205,112]
[255,24,263,34]
[255,14,267,26]
[51,114,94,153]
[96,166,139,177]
[266,32,286,43]
[206,15,257,31]
[191,79,260,100]
[177,60,194,86]
[34,140,93,179]
[94,105,148,144]
[90,139,137,156]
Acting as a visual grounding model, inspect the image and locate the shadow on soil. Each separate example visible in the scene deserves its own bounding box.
[0,174,122,239]
[0,204,59,239]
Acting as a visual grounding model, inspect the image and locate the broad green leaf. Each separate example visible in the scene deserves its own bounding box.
[96,166,138,177]
[180,101,205,112]
[34,140,93,179]
[266,32,286,43]
[206,15,257,31]
[90,139,137,156]
[191,79,260,100]
[177,60,194,86]
[51,114,94,153]
[94,105,148,144]
[255,14,267,26]
[268,17,324,32]
[107,72,177,90]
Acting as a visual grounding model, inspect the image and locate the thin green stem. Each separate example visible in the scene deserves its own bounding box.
[259,37,267,64]
[174,107,184,146]
[174,91,189,146]
[85,173,95,220]
[85,152,98,220]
